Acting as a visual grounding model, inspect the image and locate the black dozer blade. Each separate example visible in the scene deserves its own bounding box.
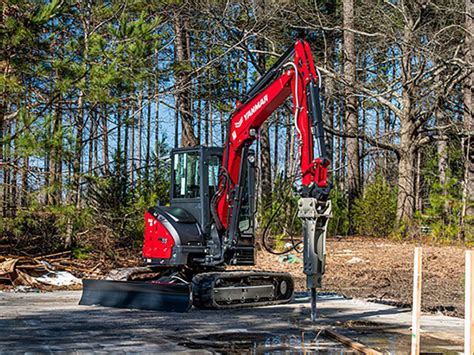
[79,279,192,312]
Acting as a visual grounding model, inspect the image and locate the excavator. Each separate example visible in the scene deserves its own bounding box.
[80,38,332,321]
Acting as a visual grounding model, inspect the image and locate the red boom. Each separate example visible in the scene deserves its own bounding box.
[217,39,329,229]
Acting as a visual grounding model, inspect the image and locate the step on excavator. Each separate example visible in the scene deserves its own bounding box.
[80,38,332,321]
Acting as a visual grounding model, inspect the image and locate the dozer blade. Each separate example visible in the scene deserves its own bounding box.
[79,279,192,312]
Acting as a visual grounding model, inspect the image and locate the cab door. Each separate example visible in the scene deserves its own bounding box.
[170,146,223,236]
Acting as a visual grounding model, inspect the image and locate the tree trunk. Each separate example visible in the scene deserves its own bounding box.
[415,148,423,212]
[102,104,109,176]
[71,3,91,213]
[396,113,416,223]
[145,86,152,180]
[434,71,448,196]
[209,103,213,146]
[205,100,210,146]
[397,149,416,223]
[339,99,346,191]
[11,121,17,213]
[72,91,84,209]
[395,11,418,225]
[123,103,129,190]
[256,36,272,209]
[137,94,143,180]
[88,108,95,176]
[383,107,391,182]
[284,111,291,178]
[155,92,160,157]
[21,154,29,208]
[7,120,17,217]
[462,0,474,237]
[343,0,360,233]
[3,119,11,215]
[259,122,272,209]
[173,9,198,147]
[197,82,201,144]
[324,75,335,168]
[360,98,366,187]
[219,111,225,145]
[93,108,98,176]
[335,101,342,188]
[0,106,4,216]
[117,104,122,162]
[273,111,279,180]
[49,98,62,205]
[130,100,135,186]
[436,105,448,195]
[154,48,160,159]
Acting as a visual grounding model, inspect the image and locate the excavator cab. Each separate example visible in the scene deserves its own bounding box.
[143,146,256,267]
[171,146,256,243]
[170,146,223,236]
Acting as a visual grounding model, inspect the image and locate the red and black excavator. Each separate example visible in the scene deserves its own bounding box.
[80,38,332,321]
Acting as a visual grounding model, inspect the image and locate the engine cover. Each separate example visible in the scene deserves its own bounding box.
[143,211,175,259]
[143,206,206,266]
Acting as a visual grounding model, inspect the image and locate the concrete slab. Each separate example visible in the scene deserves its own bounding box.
[0,291,464,353]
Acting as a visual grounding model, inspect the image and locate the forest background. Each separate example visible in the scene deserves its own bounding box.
[1,0,473,257]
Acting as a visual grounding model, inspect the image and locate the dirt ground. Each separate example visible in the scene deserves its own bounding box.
[250,236,466,317]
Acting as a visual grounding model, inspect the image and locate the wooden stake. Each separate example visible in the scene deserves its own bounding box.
[411,247,422,355]
[324,329,382,355]
[465,250,474,355]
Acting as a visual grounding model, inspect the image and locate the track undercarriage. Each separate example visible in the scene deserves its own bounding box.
[80,268,294,312]
[192,271,294,309]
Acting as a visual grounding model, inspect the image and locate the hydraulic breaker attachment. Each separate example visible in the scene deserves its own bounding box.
[79,279,192,312]
[298,197,332,321]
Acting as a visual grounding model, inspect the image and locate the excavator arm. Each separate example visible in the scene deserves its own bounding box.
[215,39,329,230]
[213,39,332,320]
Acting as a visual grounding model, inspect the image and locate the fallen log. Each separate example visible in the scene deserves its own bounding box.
[34,251,71,260]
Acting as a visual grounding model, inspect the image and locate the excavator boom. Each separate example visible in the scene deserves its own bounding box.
[215,39,330,232]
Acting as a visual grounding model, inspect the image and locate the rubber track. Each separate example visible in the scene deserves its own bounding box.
[192,270,294,310]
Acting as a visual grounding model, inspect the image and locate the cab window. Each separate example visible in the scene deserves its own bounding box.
[173,152,200,198]
[208,155,221,198]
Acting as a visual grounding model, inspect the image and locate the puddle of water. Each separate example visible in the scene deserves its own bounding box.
[294,292,347,301]
[178,331,358,354]
[177,324,463,354]
[256,333,359,354]
[341,328,463,354]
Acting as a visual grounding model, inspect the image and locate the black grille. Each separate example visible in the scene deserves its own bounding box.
[233,247,255,265]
